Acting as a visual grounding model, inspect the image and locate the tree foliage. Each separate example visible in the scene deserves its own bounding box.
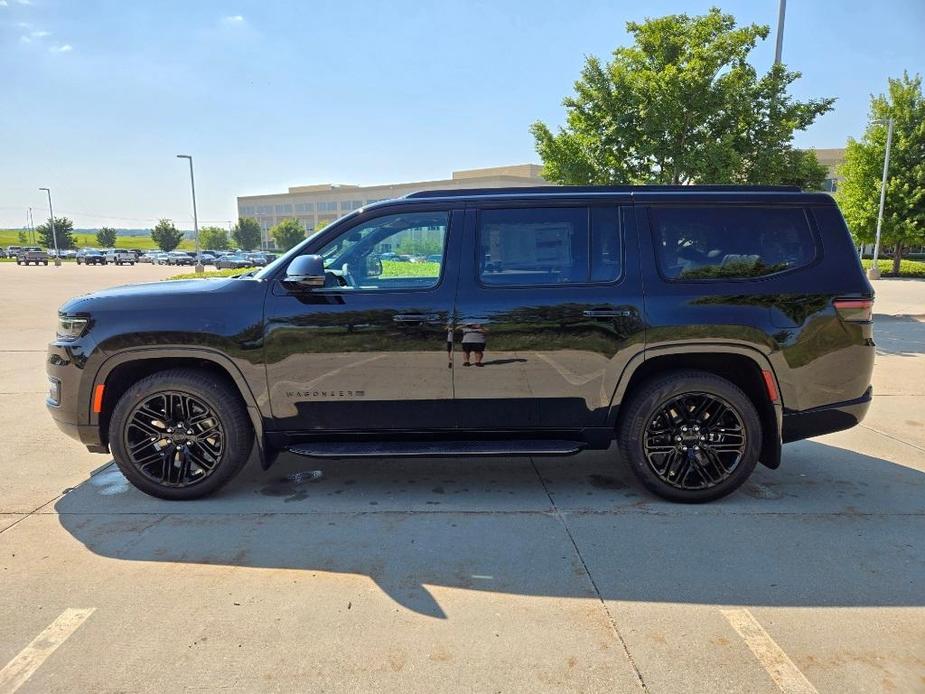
[531,8,834,188]
[233,217,262,251]
[836,72,925,273]
[271,218,306,251]
[95,227,117,248]
[150,218,185,252]
[36,216,76,249]
[199,226,230,250]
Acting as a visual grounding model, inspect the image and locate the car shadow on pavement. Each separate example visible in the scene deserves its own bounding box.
[873,314,925,356]
[54,440,925,618]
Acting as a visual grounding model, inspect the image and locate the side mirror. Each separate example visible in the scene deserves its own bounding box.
[283,254,325,289]
[367,255,383,277]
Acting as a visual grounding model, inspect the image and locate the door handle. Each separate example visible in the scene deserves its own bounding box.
[582,309,632,318]
[393,313,441,323]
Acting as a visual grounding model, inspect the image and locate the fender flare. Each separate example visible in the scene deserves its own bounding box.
[91,347,269,468]
[606,342,783,468]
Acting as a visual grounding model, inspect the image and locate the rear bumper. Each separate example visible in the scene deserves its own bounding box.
[781,387,872,443]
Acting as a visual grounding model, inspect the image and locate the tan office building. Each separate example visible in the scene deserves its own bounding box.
[237,164,545,237]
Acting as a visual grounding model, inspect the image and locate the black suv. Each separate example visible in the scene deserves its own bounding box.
[47,186,874,502]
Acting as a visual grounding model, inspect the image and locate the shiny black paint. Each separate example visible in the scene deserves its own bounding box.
[47,188,874,469]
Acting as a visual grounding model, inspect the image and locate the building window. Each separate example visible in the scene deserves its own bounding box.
[275,204,293,215]
[317,201,338,212]
[256,205,273,215]
[340,200,363,211]
[295,202,314,213]
[239,205,256,216]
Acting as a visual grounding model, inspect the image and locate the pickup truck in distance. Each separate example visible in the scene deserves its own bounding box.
[104,249,136,265]
[18,247,49,265]
[46,185,875,503]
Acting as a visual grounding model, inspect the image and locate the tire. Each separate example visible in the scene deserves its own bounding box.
[617,369,762,503]
[109,368,253,500]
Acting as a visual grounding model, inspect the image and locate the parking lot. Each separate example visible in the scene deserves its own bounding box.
[0,261,922,693]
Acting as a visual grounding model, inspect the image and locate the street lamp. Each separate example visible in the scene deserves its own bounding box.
[176,154,204,274]
[38,187,61,267]
[774,0,787,65]
[867,117,894,280]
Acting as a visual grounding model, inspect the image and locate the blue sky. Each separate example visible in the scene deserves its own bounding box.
[1,0,923,229]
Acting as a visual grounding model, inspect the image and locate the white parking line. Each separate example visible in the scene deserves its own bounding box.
[0,608,95,694]
[721,608,818,694]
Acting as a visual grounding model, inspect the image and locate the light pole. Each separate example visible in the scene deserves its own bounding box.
[868,117,894,280]
[38,187,61,267]
[774,0,786,65]
[176,154,204,273]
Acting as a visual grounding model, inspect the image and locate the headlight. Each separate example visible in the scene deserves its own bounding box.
[57,314,89,341]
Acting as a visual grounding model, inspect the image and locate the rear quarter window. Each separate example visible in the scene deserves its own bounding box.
[650,206,816,280]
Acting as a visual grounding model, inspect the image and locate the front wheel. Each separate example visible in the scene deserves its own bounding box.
[109,369,253,500]
[617,370,762,503]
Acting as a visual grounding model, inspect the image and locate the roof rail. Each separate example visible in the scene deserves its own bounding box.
[404,184,802,198]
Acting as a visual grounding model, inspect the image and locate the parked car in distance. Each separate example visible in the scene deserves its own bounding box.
[214,253,253,269]
[425,254,442,263]
[7,245,23,258]
[136,252,155,263]
[75,248,106,265]
[48,184,875,503]
[166,251,195,266]
[152,252,170,265]
[199,252,217,265]
[103,248,135,266]
[17,247,49,265]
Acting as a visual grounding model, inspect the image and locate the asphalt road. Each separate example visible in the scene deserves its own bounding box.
[0,262,923,693]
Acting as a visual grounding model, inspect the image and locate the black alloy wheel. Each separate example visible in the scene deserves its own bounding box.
[123,391,226,488]
[642,392,746,490]
[109,369,253,500]
[618,370,762,502]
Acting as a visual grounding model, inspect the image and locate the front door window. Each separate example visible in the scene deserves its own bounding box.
[315,211,449,291]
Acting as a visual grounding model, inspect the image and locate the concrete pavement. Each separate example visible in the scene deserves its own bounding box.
[0,264,923,693]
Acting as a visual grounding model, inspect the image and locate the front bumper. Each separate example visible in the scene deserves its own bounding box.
[781,387,873,443]
[46,342,108,454]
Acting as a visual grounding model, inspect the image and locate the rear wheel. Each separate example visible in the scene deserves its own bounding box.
[109,368,253,500]
[617,370,761,503]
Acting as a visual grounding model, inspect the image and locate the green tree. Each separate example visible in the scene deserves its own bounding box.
[95,226,117,247]
[233,217,262,251]
[531,8,834,187]
[36,216,76,249]
[199,226,230,250]
[150,218,185,252]
[837,72,925,274]
[271,218,306,251]
[17,231,27,244]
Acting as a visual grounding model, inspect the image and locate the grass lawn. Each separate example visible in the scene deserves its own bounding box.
[861,258,925,278]
[0,229,195,251]
[167,260,440,281]
[166,267,259,280]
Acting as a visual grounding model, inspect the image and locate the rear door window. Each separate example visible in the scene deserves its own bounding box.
[478,206,622,286]
[650,206,816,280]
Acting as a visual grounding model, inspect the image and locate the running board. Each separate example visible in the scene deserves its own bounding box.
[287,440,585,459]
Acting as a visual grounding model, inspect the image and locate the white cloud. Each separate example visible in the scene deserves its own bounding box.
[50,43,72,53]
[31,30,50,37]
[0,1,10,7]
[19,34,31,43]
[222,14,245,24]
[16,21,31,28]
[16,0,32,5]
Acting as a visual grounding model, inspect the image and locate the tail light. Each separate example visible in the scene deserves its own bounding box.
[833,298,874,323]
